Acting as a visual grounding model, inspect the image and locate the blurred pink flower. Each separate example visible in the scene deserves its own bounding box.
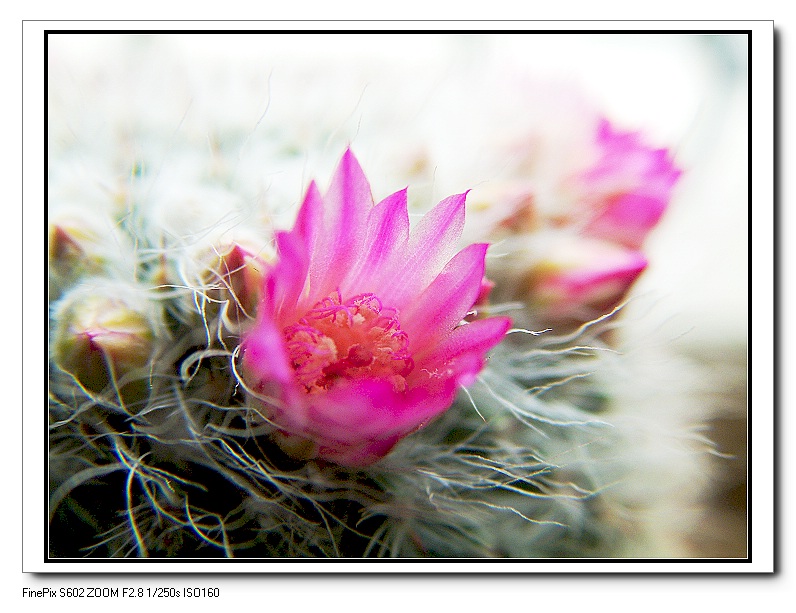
[241,149,511,466]
[526,235,648,325]
[575,118,681,249]
[522,118,680,328]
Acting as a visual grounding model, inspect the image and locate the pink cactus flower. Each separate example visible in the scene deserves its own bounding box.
[513,118,681,330]
[576,118,681,249]
[241,149,511,467]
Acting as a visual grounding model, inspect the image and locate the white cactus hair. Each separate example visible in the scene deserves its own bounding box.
[48,251,714,558]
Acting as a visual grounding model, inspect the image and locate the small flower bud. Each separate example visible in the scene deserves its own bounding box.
[48,211,135,298]
[202,243,268,322]
[523,234,647,330]
[48,221,104,296]
[52,284,156,394]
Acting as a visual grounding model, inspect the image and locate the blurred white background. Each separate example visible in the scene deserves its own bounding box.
[48,32,748,351]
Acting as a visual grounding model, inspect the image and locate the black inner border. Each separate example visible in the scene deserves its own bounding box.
[40,27,757,568]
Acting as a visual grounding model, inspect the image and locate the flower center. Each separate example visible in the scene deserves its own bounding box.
[283,291,414,394]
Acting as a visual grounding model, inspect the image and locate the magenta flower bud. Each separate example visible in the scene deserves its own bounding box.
[525,234,648,326]
[240,149,511,466]
[575,118,681,249]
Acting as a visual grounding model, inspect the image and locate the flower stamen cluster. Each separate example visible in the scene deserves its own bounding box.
[284,291,413,394]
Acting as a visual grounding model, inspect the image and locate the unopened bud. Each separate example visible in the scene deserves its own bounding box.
[52,285,155,394]
[204,243,267,321]
[524,234,647,330]
[48,212,134,298]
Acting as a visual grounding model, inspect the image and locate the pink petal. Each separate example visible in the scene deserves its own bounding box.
[401,243,488,349]
[412,316,512,388]
[578,118,681,248]
[339,188,410,298]
[305,378,457,466]
[583,193,667,249]
[378,191,468,308]
[289,181,328,310]
[294,180,323,247]
[407,191,468,274]
[309,149,374,298]
[241,314,296,391]
[306,379,405,441]
[324,148,374,225]
[270,230,310,318]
